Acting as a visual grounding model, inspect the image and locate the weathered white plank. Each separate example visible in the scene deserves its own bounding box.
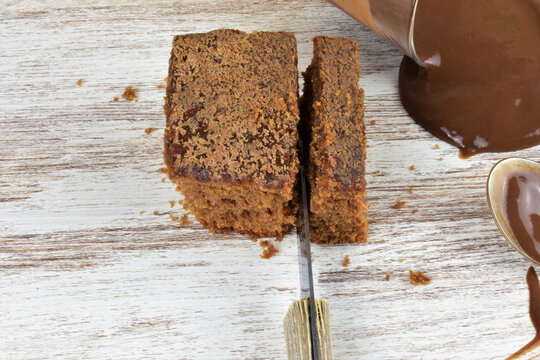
[1,1,540,359]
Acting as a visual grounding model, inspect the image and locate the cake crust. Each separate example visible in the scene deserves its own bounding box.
[165,29,299,190]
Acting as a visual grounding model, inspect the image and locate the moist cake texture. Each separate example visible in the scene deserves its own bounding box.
[301,36,368,244]
[164,29,300,239]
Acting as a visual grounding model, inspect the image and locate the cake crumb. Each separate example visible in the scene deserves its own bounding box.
[76,79,83,86]
[139,210,145,215]
[169,214,178,222]
[157,84,165,89]
[179,214,192,227]
[260,240,279,259]
[385,273,392,281]
[164,77,169,83]
[157,167,168,173]
[372,170,380,174]
[113,96,119,102]
[434,144,440,149]
[357,265,362,269]
[409,269,431,285]
[342,255,350,267]
[169,201,176,208]
[153,211,159,215]
[409,165,416,171]
[250,236,258,242]
[161,178,166,182]
[370,120,376,125]
[178,199,183,206]
[411,208,418,214]
[395,200,406,209]
[408,186,413,193]
[439,157,444,161]
[122,86,137,101]
[399,259,404,263]
[145,128,155,134]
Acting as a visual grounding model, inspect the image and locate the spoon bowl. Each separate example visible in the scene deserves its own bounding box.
[487,157,540,265]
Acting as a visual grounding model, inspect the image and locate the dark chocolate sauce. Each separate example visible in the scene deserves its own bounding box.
[502,167,540,263]
[508,267,540,359]
[399,0,540,157]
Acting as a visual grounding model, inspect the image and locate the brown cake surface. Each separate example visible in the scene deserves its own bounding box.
[164,29,300,239]
[302,35,368,244]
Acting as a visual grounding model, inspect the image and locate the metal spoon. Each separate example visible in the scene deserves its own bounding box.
[487,157,540,265]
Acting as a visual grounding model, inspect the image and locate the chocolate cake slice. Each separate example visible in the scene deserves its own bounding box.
[164,29,300,239]
[301,36,369,244]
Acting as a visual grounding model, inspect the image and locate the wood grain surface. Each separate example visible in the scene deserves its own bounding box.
[1,1,539,359]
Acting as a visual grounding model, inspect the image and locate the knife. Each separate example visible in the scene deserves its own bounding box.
[283,139,334,360]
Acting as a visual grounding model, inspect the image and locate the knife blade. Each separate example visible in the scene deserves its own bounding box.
[297,162,320,360]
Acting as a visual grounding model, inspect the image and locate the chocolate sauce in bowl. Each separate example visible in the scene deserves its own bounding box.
[399,0,540,157]
[502,167,540,263]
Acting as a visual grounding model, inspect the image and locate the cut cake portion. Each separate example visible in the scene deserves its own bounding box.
[301,35,368,244]
[164,29,300,239]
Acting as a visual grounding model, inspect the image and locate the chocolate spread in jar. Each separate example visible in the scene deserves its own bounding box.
[399,0,540,158]
[502,165,540,263]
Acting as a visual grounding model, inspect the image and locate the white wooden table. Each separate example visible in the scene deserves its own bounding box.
[2,1,539,359]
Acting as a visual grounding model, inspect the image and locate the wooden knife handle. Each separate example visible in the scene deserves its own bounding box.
[283,298,334,360]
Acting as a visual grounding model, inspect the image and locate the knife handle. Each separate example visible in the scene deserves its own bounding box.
[283,298,334,360]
